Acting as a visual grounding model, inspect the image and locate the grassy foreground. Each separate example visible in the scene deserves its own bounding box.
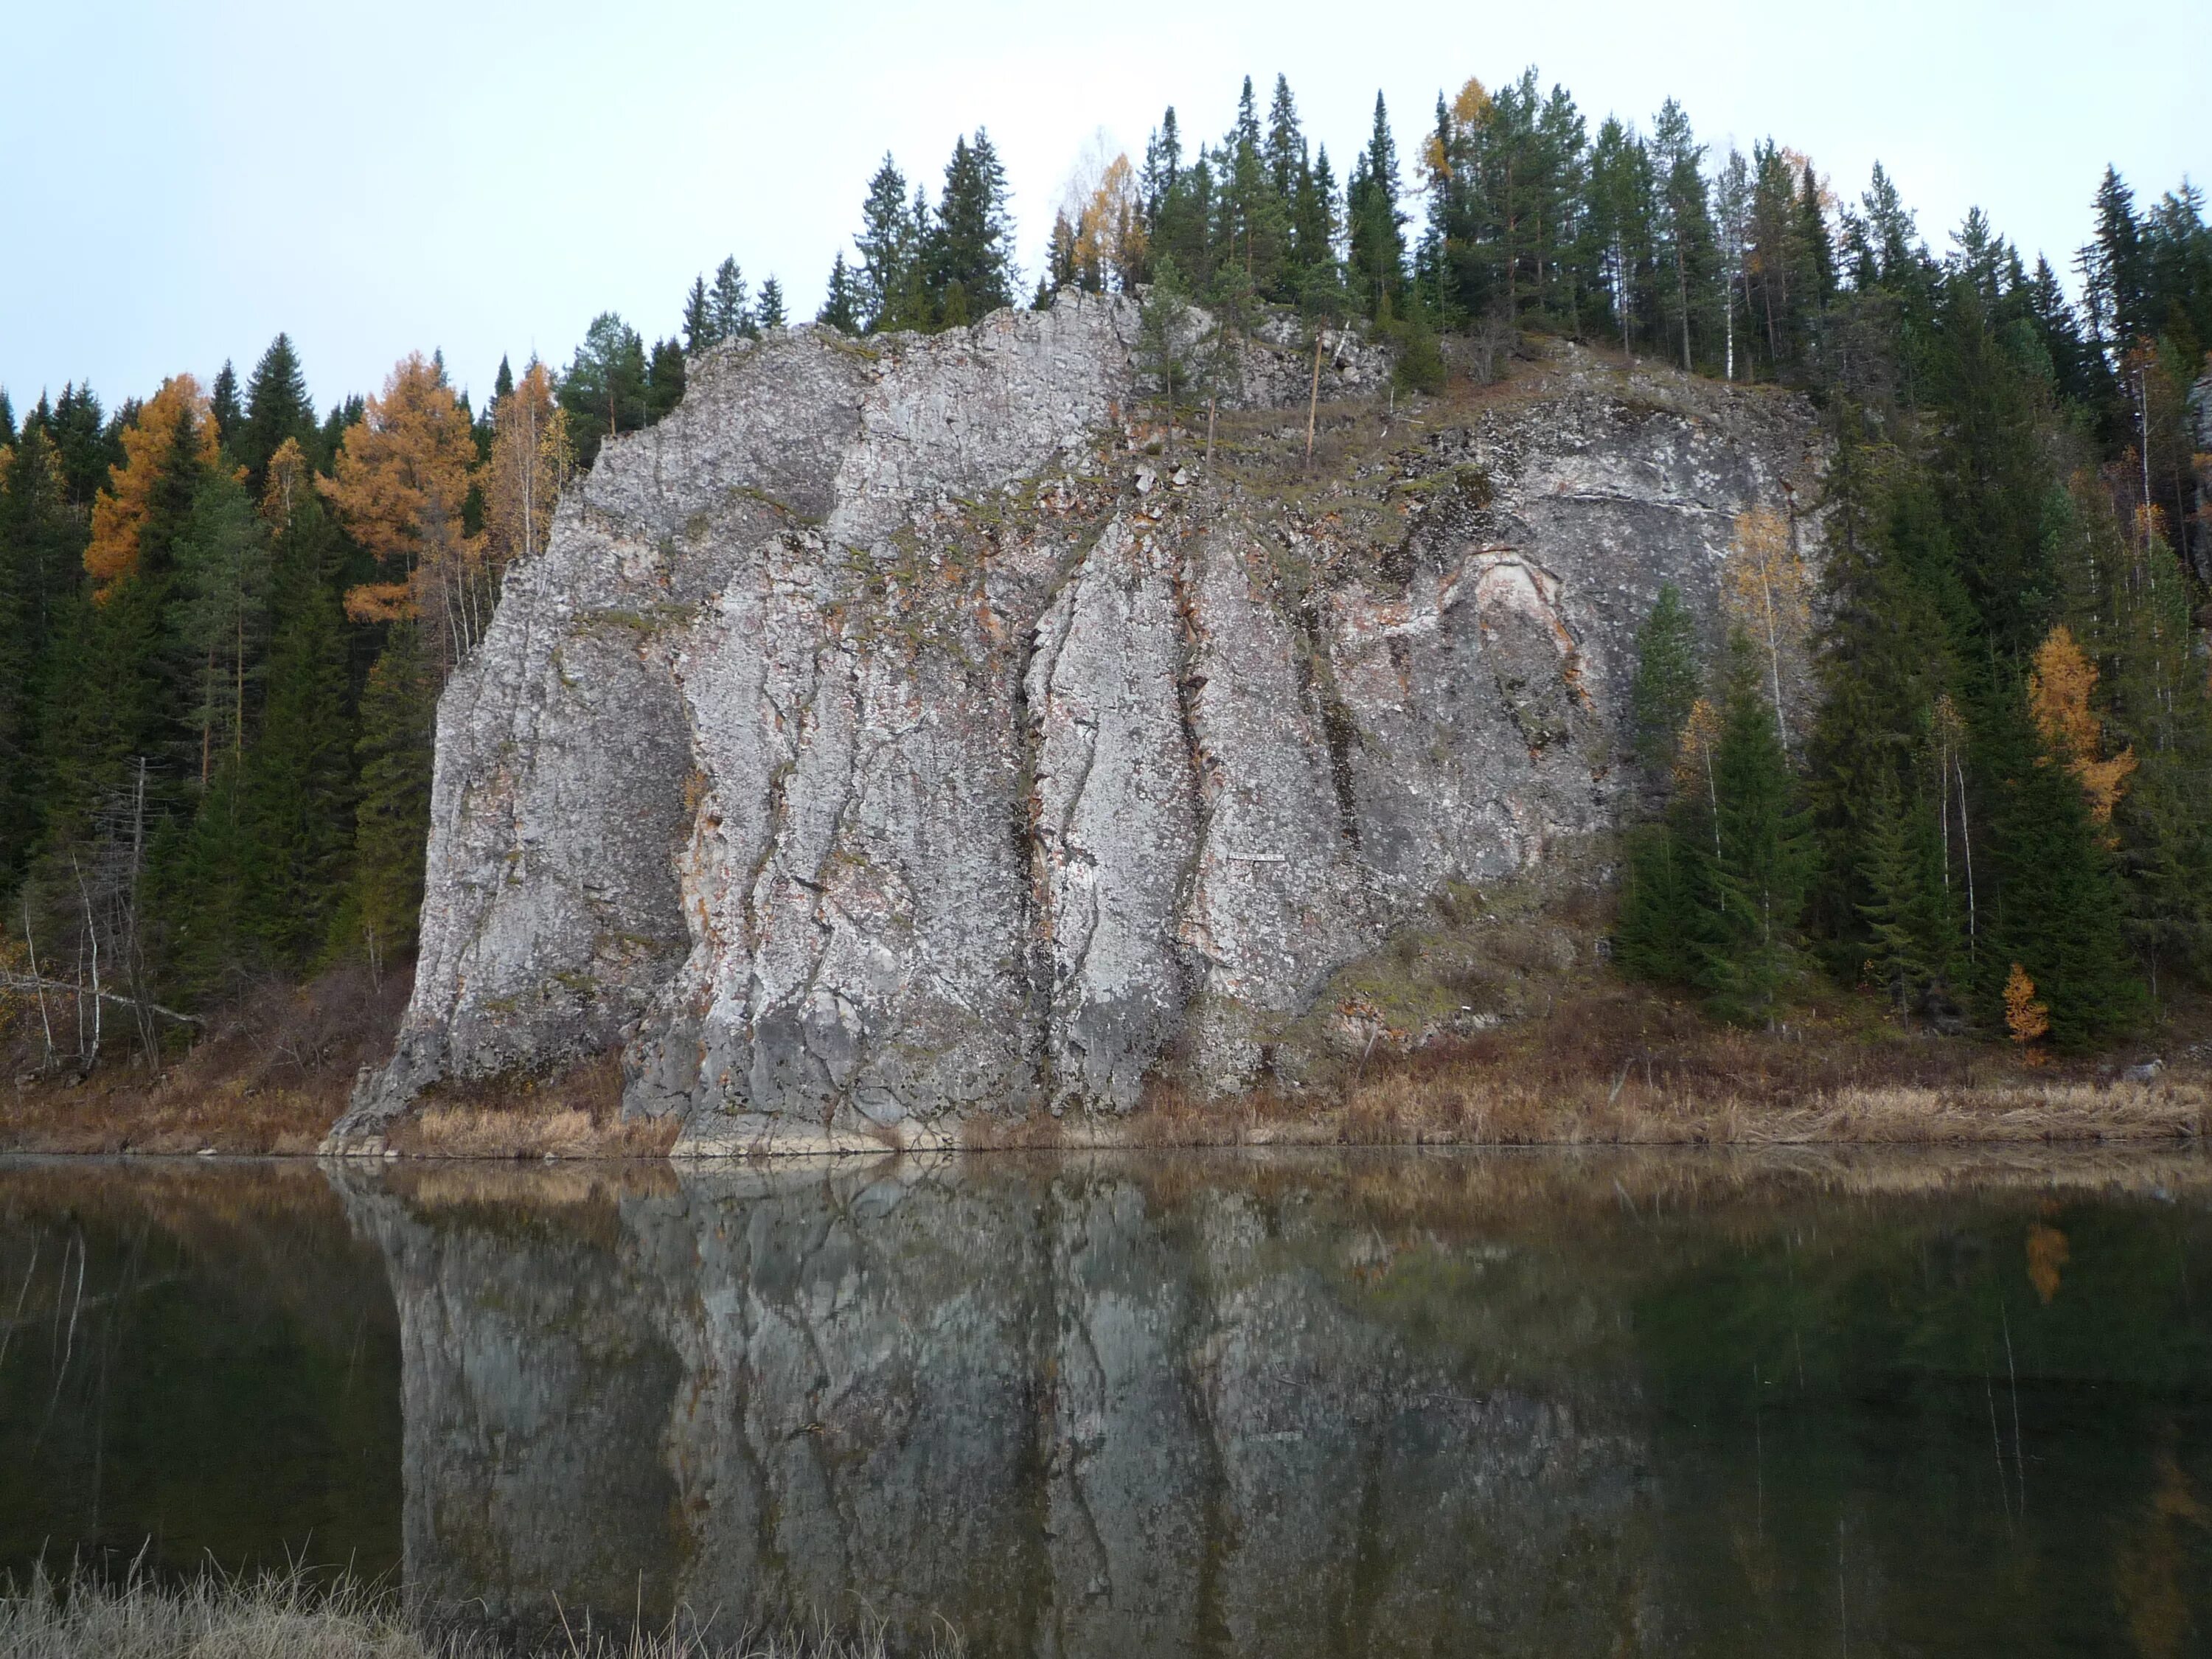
[0,1565,953,1659]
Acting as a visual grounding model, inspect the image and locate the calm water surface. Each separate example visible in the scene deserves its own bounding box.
[2,1147,2208,1655]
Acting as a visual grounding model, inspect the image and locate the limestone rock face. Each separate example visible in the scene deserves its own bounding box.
[337,295,1819,1148]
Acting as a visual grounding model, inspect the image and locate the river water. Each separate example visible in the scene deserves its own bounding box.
[2,1148,2208,1655]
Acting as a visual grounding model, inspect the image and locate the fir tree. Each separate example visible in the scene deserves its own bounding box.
[930,131,1018,319]
[244,490,355,970]
[756,276,786,330]
[681,276,716,353]
[855,159,921,332]
[337,623,434,965]
[209,361,241,448]
[818,251,860,333]
[644,336,686,423]
[709,257,753,341]
[1630,582,1700,777]
[1698,637,1813,1024]
[237,334,315,497]
[1345,93,1407,319]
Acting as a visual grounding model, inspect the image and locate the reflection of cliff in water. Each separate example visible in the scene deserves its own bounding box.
[333,1155,1661,1655]
[333,1147,2212,1658]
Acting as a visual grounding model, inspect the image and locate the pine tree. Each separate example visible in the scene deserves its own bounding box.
[1615,820,1703,987]
[1972,683,2143,1046]
[2080,166,2149,363]
[1649,100,1718,372]
[1135,256,1191,447]
[556,314,650,469]
[0,429,77,877]
[855,157,919,332]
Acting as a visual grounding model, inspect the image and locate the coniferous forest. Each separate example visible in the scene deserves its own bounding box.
[3,69,2211,1084]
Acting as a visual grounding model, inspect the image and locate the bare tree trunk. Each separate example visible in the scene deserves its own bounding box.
[72,851,100,1074]
[1304,333,1324,472]
[1957,758,1978,959]
[1676,239,1691,371]
[23,896,55,1066]
[125,757,159,1067]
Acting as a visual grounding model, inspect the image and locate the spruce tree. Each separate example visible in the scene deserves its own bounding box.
[709,258,753,341]
[237,335,316,497]
[1630,582,1700,777]
[1972,684,2143,1046]
[644,337,686,423]
[209,361,242,448]
[930,131,1018,319]
[1345,93,1407,319]
[1697,637,1812,1024]
[755,276,786,330]
[681,275,717,353]
[337,623,434,964]
[245,492,356,970]
[855,157,917,332]
[818,252,860,333]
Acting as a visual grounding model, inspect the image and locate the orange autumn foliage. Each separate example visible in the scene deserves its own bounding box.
[319,353,480,630]
[2003,962,2051,1062]
[83,375,228,595]
[2025,1222,2070,1303]
[2028,624,2136,823]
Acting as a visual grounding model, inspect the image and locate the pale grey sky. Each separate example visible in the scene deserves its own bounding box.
[1,0,2199,417]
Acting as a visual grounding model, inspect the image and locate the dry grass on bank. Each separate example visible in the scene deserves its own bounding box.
[384,1054,679,1161]
[968,984,2209,1152]
[0,1565,958,1659]
[1,964,411,1156]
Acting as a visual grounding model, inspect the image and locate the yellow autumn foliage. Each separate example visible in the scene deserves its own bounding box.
[2028,623,2135,822]
[483,361,570,569]
[258,437,311,530]
[83,374,228,594]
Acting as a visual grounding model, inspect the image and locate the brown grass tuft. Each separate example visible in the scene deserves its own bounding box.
[386,1054,678,1161]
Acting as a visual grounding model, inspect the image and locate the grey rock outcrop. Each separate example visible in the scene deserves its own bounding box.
[334,296,1820,1151]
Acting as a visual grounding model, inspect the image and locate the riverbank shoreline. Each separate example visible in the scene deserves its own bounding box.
[7,1076,2202,1160]
[10,970,2205,1161]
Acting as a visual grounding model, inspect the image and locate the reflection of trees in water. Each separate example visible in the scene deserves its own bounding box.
[0,1161,403,1580]
[331,1149,2212,1658]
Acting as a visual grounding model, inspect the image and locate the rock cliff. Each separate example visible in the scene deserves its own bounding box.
[334,295,1820,1152]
